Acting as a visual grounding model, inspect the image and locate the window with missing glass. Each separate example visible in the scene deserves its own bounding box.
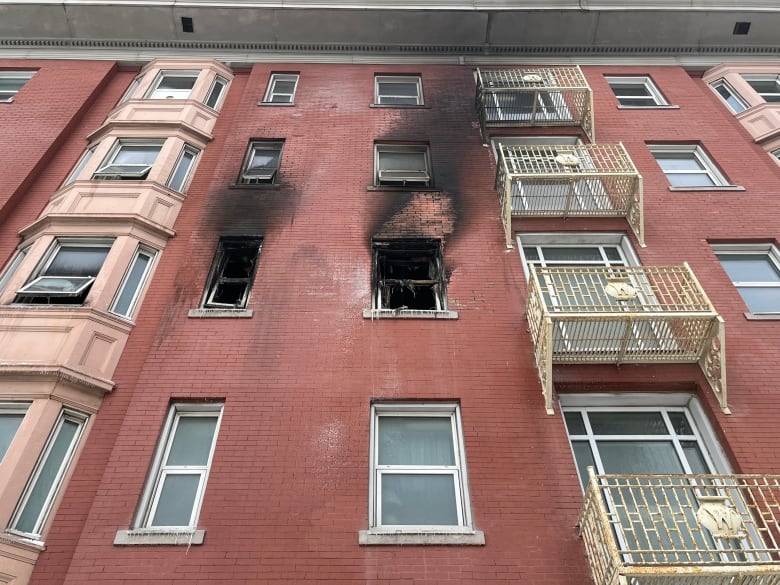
[16,239,113,304]
[201,237,262,310]
[372,239,446,312]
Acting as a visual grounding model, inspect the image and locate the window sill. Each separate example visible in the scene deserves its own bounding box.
[370,104,431,109]
[358,530,484,546]
[188,308,253,318]
[114,529,205,546]
[228,183,282,190]
[618,105,680,110]
[363,309,458,320]
[1,531,45,551]
[366,186,440,192]
[668,185,745,192]
[257,102,295,106]
[744,312,780,320]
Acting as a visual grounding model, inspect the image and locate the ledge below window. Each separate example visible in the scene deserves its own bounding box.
[114,529,205,546]
[358,530,484,546]
[668,185,745,191]
[228,183,282,190]
[366,186,440,192]
[370,104,431,109]
[618,105,680,110]
[188,308,253,318]
[363,309,458,320]
[744,312,780,320]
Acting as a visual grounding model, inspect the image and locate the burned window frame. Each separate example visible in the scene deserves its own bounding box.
[201,237,262,310]
[372,239,447,312]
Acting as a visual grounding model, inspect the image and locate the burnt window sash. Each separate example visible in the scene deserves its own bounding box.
[373,240,445,311]
[203,238,262,309]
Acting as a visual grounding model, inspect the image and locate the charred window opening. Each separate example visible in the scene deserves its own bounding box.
[373,239,445,311]
[203,238,262,309]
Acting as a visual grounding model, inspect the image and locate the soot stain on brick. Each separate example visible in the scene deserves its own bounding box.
[205,185,301,235]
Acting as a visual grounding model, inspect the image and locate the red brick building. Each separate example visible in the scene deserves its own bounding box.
[2,3,780,584]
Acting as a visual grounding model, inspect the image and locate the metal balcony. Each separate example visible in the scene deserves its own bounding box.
[475,67,594,142]
[495,142,644,248]
[579,470,780,585]
[526,264,726,414]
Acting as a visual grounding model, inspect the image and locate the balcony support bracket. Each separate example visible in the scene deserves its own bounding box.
[700,315,729,414]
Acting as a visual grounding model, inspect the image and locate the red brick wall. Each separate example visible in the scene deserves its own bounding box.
[30,62,780,585]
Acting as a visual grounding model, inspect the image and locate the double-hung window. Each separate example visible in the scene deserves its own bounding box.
[167,144,199,192]
[374,75,423,105]
[263,73,299,104]
[147,71,199,100]
[0,403,28,463]
[239,141,284,184]
[374,144,432,187]
[202,237,262,310]
[368,403,474,533]
[93,140,163,181]
[8,409,88,541]
[606,76,668,107]
[713,244,780,315]
[16,239,113,304]
[649,145,728,188]
[0,71,35,102]
[742,75,780,103]
[137,404,222,530]
[110,246,157,318]
[710,80,748,113]
[204,76,228,110]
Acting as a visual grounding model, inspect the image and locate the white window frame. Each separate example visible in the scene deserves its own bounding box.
[0,244,31,295]
[63,145,96,187]
[110,245,157,319]
[263,73,299,104]
[741,74,780,103]
[710,79,749,114]
[204,75,228,110]
[712,243,780,315]
[0,71,35,102]
[166,144,199,192]
[374,75,423,106]
[7,409,88,542]
[367,402,474,534]
[649,144,728,188]
[374,144,432,187]
[239,141,284,184]
[145,70,200,100]
[93,139,163,180]
[136,403,223,530]
[17,238,114,302]
[0,402,29,463]
[605,76,668,107]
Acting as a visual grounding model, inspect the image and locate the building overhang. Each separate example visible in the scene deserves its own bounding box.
[1,2,780,63]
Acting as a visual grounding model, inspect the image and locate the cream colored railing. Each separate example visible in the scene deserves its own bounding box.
[475,67,594,142]
[526,264,726,414]
[580,469,780,585]
[495,142,644,248]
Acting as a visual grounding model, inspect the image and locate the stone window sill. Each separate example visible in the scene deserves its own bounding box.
[618,105,680,110]
[228,183,282,190]
[257,102,295,107]
[358,530,484,546]
[363,309,458,320]
[744,312,780,321]
[370,104,431,109]
[188,308,253,318]
[114,529,205,546]
[366,186,441,192]
[668,185,745,192]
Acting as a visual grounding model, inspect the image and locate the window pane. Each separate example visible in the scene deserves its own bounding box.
[0,413,25,461]
[379,152,426,171]
[378,82,419,96]
[596,440,684,474]
[158,76,196,91]
[737,287,780,313]
[166,416,218,466]
[46,246,110,277]
[205,78,226,109]
[381,474,458,525]
[273,80,296,94]
[151,473,200,526]
[564,411,587,435]
[14,419,79,534]
[111,251,151,317]
[168,149,196,192]
[250,150,280,169]
[540,247,604,263]
[612,84,650,97]
[655,154,703,172]
[718,255,780,282]
[681,441,710,474]
[588,411,667,435]
[378,417,454,465]
[571,440,596,487]
[115,146,160,165]
[667,173,715,187]
[667,412,693,435]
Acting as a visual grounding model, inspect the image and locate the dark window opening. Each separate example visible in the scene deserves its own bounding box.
[203,238,262,309]
[373,240,445,311]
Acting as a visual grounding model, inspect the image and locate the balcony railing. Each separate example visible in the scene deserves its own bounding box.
[526,264,726,414]
[495,142,644,248]
[580,470,780,585]
[475,67,594,142]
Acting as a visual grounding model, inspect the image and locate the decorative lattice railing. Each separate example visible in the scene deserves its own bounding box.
[495,142,644,247]
[580,470,780,585]
[526,264,726,414]
[475,67,594,142]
